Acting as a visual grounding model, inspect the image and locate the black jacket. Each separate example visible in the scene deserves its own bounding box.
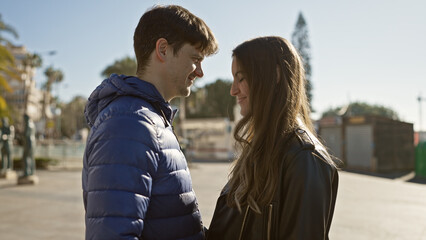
[207,129,339,240]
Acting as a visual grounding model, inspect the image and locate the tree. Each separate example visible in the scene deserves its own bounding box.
[42,66,64,138]
[101,56,137,78]
[0,14,18,44]
[0,45,16,118]
[322,101,399,120]
[43,66,64,93]
[0,14,20,119]
[184,79,236,120]
[23,52,42,69]
[60,96,87,138]
[0,46,16,92]
[291,12,313,111]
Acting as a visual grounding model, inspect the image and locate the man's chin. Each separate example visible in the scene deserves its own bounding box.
[185,89,191,97]
[179,88,191,97]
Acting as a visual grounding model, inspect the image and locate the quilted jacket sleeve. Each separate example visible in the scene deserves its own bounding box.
[83,113,159,240]
[277,149,339,240]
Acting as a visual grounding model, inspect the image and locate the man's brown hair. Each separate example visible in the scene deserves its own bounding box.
[134,5,218,75]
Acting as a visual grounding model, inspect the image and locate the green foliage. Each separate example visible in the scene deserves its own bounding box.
[13,157,59,170]
[60,96,88,138]
[43,66,64,92]
[23,52,42,69]
[291,12,313,111]
[0,45,19,96]
[0,14,19,45]
[185,79,236,120]
[0,14,19,120]
[101,56,137,78]
[0,97,10,119]
[322,101,399,120]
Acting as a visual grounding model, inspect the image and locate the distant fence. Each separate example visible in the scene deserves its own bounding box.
[9,139,234,169]
[12,140,85,169]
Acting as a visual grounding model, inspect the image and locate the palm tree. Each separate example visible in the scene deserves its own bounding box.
[0,14,19,118]
[43,66,64,93]
[23,53,42,70]
[42,66,64,138]
[0,14,18,45]
[42,66,64,114]
[0,45,15,91]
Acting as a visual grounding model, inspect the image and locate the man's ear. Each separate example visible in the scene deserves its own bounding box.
[155,38,169,63]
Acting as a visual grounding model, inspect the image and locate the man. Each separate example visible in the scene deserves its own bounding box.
[82,5,218,240]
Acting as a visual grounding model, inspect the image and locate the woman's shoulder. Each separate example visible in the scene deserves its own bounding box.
[283,128,315,160]
[283,128,338,176]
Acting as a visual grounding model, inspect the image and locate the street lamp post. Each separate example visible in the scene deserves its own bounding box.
[418,93,426,131]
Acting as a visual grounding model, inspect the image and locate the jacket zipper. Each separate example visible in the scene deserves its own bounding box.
[156,105,184,152]
[267,203,273,240]
[239,206,250,240]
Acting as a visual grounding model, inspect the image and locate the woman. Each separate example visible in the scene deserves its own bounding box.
[207,36,339,240]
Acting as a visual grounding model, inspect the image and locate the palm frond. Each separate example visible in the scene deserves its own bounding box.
[0,14,19,40]
[0,65,21,80]
[0,96,8,110]
[0,45,15,63]
[0,75,13,92]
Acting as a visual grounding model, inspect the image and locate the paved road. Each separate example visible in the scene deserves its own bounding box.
[0,162,426,239]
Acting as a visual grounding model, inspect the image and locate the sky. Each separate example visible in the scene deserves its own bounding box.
[1,0,426,130]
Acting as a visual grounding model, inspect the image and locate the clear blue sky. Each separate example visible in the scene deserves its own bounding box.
[1,0,425,130]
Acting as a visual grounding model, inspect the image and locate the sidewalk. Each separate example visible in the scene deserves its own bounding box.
[0,163,426,239]
[0,169,84,240]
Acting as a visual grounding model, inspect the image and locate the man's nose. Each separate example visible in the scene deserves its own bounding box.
[195,63,204,78]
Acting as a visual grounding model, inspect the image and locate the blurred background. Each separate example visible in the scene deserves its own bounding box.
[0,0,425,163]
[1,0,426,239]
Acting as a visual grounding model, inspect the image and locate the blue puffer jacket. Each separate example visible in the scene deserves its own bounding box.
[82,74,204,240]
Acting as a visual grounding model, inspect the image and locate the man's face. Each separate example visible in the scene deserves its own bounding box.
[166,43,204,99]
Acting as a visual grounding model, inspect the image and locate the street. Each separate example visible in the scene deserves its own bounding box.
[0,162,426,239]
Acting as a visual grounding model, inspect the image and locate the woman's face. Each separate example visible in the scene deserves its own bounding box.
[231,57,250,116]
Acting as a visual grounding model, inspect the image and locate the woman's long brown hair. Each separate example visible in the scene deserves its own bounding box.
[227,36,325,213]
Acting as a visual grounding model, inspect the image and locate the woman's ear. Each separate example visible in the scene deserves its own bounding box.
[155,38,169,62]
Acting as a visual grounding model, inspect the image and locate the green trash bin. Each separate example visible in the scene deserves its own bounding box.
[416,142,426,178]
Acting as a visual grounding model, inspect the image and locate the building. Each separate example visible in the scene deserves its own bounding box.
[2,45,52,135]
[180,118,235,161]
[319,115,415,173]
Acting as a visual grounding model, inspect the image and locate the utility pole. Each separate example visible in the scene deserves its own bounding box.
[418,93,426,131]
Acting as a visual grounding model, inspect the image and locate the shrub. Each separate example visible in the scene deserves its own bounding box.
[13,157,59,170]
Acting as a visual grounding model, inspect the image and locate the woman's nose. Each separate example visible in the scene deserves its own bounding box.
[230,81,238,96]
